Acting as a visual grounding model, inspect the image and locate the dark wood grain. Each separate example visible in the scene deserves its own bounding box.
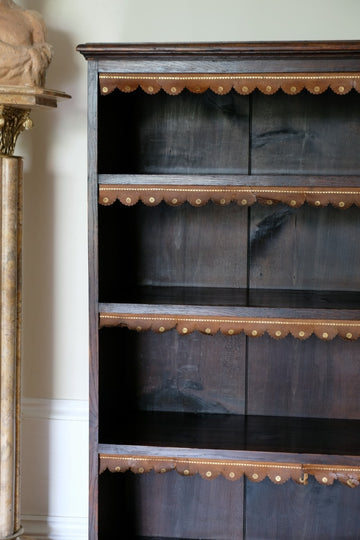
[99,328,246,418]
[245,476,360,540]
[99,173,360,187]
[98,285,360,309]
[248,334,360,419]
[98,202,248,296]
[99,470,244,540]
[98,410,360,459]
[87,60,100,540]
[98,89,250,175]
[249,204,360,291]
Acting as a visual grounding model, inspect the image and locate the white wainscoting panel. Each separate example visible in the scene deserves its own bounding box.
[21,398,88,540]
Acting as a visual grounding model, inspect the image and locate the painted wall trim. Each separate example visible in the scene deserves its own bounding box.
[21,397,89,422]
[21,515,87,540]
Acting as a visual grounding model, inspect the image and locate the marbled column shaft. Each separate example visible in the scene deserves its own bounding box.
[0,157,23,539]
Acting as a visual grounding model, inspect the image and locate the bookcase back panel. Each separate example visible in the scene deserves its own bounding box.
[245,476,360,540]
[247,335,360,419]
[249,204,360,291]
[98,89,250,174]
[99,327,246,420]
[99,202,249,298]
[98,470,244,540]
[251,90,360,174]
[99,201,360,298]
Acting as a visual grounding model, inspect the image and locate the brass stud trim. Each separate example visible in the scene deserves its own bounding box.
[205,328,211,334]
[103,197,109,204]
[206,471,212,477]
[275,475,282,482]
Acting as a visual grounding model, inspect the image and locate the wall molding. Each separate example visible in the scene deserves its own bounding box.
[21,398,88,540]
[21,397,88,422]
[21,515,87,540]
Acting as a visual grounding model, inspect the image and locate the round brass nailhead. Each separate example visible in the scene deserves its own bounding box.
[125,197,132,204]
[314,86,321,93]
[220,198,226,205]
[322,332,329,339]
[299,331,305,337]
[275,330,282,337]
[160,468,166,473]
[338,86,345,93]
[172,198,178,204]
[136,326,142,332]
[241,199,248,205]
[275,475,282,482]
[266,85,272,92]
[322,477,328,483]
[315,200,321,206]
[171,86,177,93]
[182,327,188,334]
[195,198,202,205]
[102,86,109,93]
[195,86,201,92]
[229,472,235,479]
[206,471,212,478]
[148,86,154,92]
[124,85,131,92]
[103,197,109,204]
[139,467,145,473]
[290,86,297,93]
[184,469,190,476]
[346,332,353,339]
[149,197,156,203]
[290,200,297,206]
[228,329,234,335]
[252,330,258,336]
[267,200,273,205]
[252,473,259,480]
[218,86,224,92]
[339,201,345,207]
[242,86,249,93]
[115,466,121,472]
[159,326,165,333]
[205,328,211,334]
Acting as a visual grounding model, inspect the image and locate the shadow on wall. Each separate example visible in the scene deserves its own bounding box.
[19,0,79,530]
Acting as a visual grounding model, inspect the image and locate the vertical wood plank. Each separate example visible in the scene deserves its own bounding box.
[88,59,100,540]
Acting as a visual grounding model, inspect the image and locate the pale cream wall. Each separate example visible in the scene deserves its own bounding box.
[17,0,360,401]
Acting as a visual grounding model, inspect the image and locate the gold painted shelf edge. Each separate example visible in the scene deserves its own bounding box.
[99,72,360,96]
[99,311,360,341]
[99,454,360,488]
[99,184,360,208]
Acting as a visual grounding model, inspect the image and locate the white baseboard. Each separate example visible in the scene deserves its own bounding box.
[21,398,89,540]
[21,515,87,540]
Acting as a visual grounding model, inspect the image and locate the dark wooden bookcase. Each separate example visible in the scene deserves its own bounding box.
[78,42,360,539]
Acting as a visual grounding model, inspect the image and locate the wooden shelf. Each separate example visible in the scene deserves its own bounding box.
[98,412,360,486]
[99,301,360,340]
[99,286,360,309]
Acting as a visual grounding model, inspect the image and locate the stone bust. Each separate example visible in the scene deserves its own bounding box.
[0,0,52,87]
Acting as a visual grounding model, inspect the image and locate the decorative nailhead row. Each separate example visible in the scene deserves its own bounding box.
[99,454,360,487]
[99,72,360,97]
[99,185,360,209]
[99,312,360,341]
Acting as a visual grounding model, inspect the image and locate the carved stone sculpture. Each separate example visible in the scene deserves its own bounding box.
[0,0,52,88]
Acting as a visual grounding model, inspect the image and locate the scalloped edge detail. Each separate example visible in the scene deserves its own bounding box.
[99,72,360,96]
[99,185,360,209]
[99,454,360,487]
[99,312,360,341]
